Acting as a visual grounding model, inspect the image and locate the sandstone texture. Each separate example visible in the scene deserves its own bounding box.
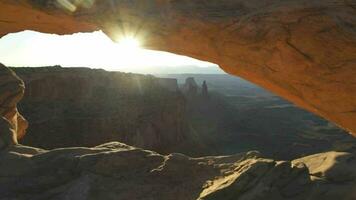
[13,66,187,153]
[293,151,356,199]
[0,141,355,200]
[0,0,355,136]
[0,63,27,149]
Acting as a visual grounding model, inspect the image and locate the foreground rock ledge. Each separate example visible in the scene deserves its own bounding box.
[0,141,355,200]
[0,0,356,135]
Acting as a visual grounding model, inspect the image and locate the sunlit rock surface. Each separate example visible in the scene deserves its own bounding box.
[0,0,355,136]
[293,151,356,199]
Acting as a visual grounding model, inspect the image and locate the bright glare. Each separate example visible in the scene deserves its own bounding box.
[117,37,140,50]
[0,30,222,74]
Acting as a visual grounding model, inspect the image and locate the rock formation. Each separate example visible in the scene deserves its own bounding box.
[1,0,355,136]
[183,77,198,97]
[0,141,355,199]
[293,151,356,199]
[13,66,187,153]
[0,142,308,200]
[201,80,209,99]
[157,78,179,92]
[0,63,27,149]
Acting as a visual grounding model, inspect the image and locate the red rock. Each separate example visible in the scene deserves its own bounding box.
[0,1,355,135]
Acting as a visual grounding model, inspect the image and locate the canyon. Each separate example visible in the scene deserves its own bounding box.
[0,63,355,199]
[12,66,354,160]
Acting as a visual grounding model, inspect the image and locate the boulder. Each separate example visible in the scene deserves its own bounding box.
[0,63,27,149]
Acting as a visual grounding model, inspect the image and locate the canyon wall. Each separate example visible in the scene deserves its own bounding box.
[0,0,355,136]
[13,66,187,152]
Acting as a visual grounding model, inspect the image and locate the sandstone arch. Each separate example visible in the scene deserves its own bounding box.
[0,0,355,136]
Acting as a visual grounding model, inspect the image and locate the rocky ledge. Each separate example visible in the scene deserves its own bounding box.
[0,141,355,200]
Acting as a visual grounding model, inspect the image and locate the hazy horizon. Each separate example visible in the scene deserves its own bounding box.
[10,64,226,74]
[0,30,224,74]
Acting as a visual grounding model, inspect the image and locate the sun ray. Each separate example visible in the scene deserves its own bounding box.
[117,36,141,50]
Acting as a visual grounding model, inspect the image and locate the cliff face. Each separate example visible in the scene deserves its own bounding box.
[13,66,187,152]
[0,0,355,136]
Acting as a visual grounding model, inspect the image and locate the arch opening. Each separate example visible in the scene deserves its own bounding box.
[0,0,356,136]
[0,30,354,160]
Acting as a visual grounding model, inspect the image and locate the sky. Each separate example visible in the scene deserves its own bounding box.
[0,30,224,74]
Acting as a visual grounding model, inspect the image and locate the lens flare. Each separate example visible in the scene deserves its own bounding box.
[117,37,141,50]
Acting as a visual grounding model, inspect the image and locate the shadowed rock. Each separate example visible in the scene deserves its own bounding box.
[201,80,209,99]
[0,141,355,200]
[0,63,27,149]
[13,66,187,152]
[0,141,311,200]
[183,77,198,97]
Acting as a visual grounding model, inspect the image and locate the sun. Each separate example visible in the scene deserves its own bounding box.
[116,36,141,50]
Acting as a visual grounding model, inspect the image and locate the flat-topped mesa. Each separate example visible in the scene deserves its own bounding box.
[0,63,28,149]
[157,78,179,92]
[12,66,187,152]
[0,1,356,136]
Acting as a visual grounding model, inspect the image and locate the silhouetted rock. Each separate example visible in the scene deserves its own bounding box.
[201,80,209,99]
[183,77,198,97]
[157,78,178,92]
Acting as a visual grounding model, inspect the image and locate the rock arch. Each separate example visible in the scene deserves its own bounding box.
[0,0,355,136]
